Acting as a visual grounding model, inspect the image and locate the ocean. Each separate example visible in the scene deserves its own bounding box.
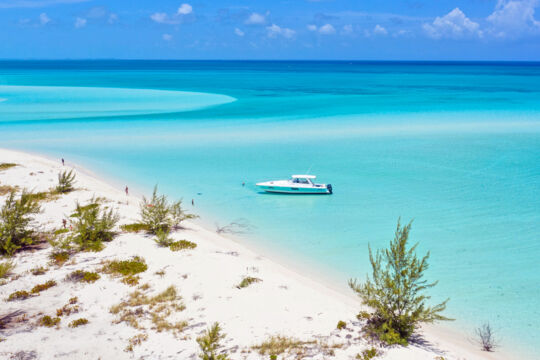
[1,61,539,355]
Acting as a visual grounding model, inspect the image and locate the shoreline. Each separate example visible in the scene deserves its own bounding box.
[0,147,517,359]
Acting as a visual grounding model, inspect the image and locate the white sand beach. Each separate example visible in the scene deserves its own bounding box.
[0,148,510,360]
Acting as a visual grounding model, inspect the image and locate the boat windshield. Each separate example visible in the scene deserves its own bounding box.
[292,177,312,185]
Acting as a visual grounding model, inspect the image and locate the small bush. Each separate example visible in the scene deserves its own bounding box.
[357,311,371,321]
[49,251,70,266]
[31,279,57,294]
[169,239,197,251]
[236,276,262,289]
[120,223,151,233]
[26,191,61,203]
[0,163,17,171]
[56,170,76,193]
[0,185,18,196]
[356,347,379,360]
[154,228,174,247]
[0,190,41,256]
[102,256,147,277]
[7,290,30,301]
[476,323,497,352]
[121,274,140,286]
[125,333,148,352]
[54,228,69,235]
[197,322,230,360]
[69,318,89,327]
[0,261,15,278]
[57,303,80,317]
[30,266,48,275]
[337,320,346,330]
[252,335,314,357]
[39,315,60,327]
[67,270,100,283]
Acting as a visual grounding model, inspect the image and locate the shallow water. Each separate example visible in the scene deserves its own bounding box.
[1,61,539,355]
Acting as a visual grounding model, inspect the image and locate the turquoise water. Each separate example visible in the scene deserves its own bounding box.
[1,61,539,355]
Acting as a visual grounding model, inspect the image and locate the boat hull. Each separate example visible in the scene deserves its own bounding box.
[257,185,331,194]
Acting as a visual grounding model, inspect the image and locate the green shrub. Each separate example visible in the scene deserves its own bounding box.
[140,186,196,234]
[56,169,76,193]
[120,223,151,233]
[69,318,89,327]
[7,290,30,301]
[121,274,140,286]
[252,335,313,356]
[0,185,18,196]
[39,315,60,327]
[0,190,41,256]
[26,191,60,203]
[348,219,451,346]
[31,279,57,294]
[66,198,119,251]
[197,322,230,360]
[54,228,69,235]
[0,261,15,278]
[357,311,371,321]
[49,251,70,266]
[0,163,17,171]
[337,320,346,330]
[67,270,100,283]
[101,256,147,276]
[30,266,48,275]
[169,239,197,251]
[236,276,262,289]
[356,347,379,360]
[154,228,174,247]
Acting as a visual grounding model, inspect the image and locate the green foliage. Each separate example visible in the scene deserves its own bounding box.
[67,270,100,283]
[349,219,450,346]
[31,266,48,275]
[0,163,17,171]
[102,256,148,276]
[39,315,61,327]
[252,335,314,357]
[53,228,69,235]
[154,228,174,247]
[7,290,30,301]
[120,223,151,233]
[0,185,18,196]
[337,320,346,330]
[49,250,70,266]
[65,198,119,251]
[0,190,41,256]
[169,239,197,251]
[356,347,379,360]
[236,276,262,289]
[31,279,57,294]
[0,260,15,278]
[140,186,197,234]
[56,169,76,193]
[69,318,89,327]
[197,322,230,360]
[26,191,61,203]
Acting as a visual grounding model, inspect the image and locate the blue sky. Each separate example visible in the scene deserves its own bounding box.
[1,0,539,60]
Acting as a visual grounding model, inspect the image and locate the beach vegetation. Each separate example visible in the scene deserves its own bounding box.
[197,322,230,360]
[7,290,31,301]
[26,190,61,203]
[39,315,60,327]
[101,256,147,277]
[140,186,197,234]
[169,239,197,251]
[120,222,151,233]
[121,274,140,286]
[236,276,262,289]
[69,318,89,327]
[53,228,69,235]
[154,228,174,247]
[356,347,379,360]
[56,169,76,193]
[0,163,17,171]
[67,270,100,283]
[252,335,314,358]
[348,219,450,346]
[0,261,15,278]
[476,323,497,352]
[0,185,18,196]
[65,198,119,252]
[31,279,57,294]
[125,333,149,352]
[56,300,80,317]
[0,190,41,256]
[49,250,70,266]
[337,320,347,330]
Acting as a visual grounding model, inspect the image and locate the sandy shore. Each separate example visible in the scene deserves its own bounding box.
[0,148,510,360]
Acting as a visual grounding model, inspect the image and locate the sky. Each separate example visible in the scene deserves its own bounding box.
[0,0,540,60]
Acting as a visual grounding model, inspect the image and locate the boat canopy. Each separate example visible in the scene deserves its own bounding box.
[292,174,316,179]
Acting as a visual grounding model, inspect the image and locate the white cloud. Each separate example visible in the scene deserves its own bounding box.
[162,33,173,41]
[423,8,482,39]
[342,24,353,35]
[74,17,87,28]
[487,0,540,37]
[108,13,118,24]
[150,12,180,25]
[307,24,317,31]
[177,3,192,15]
[245,12,266,25]
[318,23,336,35]
[373,24,387,35]
[266,24,295,38]
[234,28,245,37]
[39,12,50,25]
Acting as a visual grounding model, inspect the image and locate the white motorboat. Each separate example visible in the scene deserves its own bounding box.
[256,175,333,194]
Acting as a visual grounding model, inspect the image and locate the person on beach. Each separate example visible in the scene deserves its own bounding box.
[192,199,194,206]
[61,158,64,166]
[62,218,67,229]
[125,186,129,196]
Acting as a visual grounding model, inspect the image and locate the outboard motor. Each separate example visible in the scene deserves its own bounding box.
[326,184,333,194]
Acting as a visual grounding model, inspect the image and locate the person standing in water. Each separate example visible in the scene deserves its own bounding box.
[125,186,129,196]
[61,158,65,166]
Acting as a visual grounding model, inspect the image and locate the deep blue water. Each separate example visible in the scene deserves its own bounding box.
[1,61,539,355]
